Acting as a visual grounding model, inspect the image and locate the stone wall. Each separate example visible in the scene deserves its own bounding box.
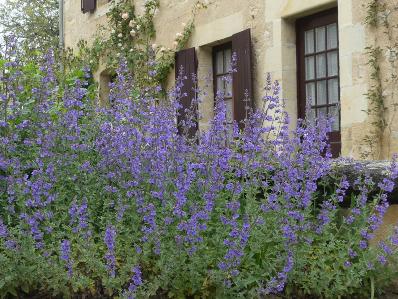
[63,0,398,160]
[64,0,398,252]
[339,0,398,161]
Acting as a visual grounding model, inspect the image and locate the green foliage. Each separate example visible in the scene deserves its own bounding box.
[1,57,398,297]
[364,0,382,27]
[361,45,386,159]
[289,196,397,298]
[1,2,398,298]
[0,0,59,55]
[362,0,398,159]
[84,0,207,91]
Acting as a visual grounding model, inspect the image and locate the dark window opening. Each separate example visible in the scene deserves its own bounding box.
[174,29,252,135]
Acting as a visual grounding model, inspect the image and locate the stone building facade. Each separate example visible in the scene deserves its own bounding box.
[63,0,398,160]
[63,0,398,244]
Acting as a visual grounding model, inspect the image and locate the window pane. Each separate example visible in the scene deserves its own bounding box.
[327,23,338,49]
[216,76,225,94]
[329,105,340,131]
[316,54,326,78]
[328,79,339,104]
[225,75,233,97]
[225,98,233,123]
[317,106,328,118]
[315,26,326,52]
[225,48,232,73]
[305,56,315,80]
[327,51,338,76]
[306,82,316,106]
[216,51,224,74]
[305,29,315,54]
[317,80,327,105]
[307,108,316,124]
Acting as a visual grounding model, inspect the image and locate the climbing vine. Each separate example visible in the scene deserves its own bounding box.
[84,0,208,92]
[362,44,385,159]
[362,0,398,159]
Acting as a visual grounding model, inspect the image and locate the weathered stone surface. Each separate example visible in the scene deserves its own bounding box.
[63,0,398,160]
[332,159,391,181]
[331,159,398,204]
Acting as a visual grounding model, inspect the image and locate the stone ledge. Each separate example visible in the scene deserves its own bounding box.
[332,160,391,179]
[331,160,398,205]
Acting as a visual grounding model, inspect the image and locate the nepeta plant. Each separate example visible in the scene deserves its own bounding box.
[0,38,398,298]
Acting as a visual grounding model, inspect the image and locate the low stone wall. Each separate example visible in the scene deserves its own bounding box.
[331,160,398,245]
[331,160,398,204]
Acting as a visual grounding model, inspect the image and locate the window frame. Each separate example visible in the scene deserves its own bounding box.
[212,42,233,102]
[296,7,341,157]
[210,29,253,128]
[212,42,234,126]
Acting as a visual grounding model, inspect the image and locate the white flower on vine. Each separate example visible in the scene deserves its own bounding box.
[152,44,157,49]
[176,32,183,38]
[130,29,136,37]
[136,24,141,30]
[129,20,135,27]
[173,41,179,47]
[117,33,123,38]
[121,12,129,20]
[118,43,122,47]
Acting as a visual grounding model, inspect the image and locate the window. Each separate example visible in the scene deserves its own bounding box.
[213,43,233,125]
[81,0,96,14]
[174,29,253,135]
[210,29,253,129]
[296,8,340,157]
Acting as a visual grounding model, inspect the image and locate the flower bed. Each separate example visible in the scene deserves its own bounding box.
[1,40,398,298]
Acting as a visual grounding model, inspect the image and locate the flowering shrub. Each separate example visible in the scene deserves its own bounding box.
[1,39,398,298]
[88,0,208,90]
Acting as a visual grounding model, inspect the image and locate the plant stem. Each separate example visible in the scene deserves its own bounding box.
[371,276,375,299]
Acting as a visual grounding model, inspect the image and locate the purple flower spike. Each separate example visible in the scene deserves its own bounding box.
[104,225,117,278]
[60,239,72,277]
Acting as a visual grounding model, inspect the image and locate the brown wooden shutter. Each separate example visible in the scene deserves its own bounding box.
[81,0,96,14]
[175,47,198,138]
[232,29,253,127]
